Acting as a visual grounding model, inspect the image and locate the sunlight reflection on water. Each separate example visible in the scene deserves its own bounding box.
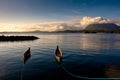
[0,33,120,80]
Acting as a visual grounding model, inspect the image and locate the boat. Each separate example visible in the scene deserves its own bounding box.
[24,47,31,64]
[54,45,62,65]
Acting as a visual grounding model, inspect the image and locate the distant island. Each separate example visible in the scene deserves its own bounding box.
[0,35,39,41]
[85,23,120,30]
[53,23,120,33]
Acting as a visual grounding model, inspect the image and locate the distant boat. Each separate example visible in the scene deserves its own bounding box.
[54,46,62,65]
[24,47,31,64]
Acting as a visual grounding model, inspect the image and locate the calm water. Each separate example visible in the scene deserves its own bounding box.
[0,33,120,80]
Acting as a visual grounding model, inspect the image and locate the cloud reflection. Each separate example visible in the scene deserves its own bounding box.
[105,65,120,78]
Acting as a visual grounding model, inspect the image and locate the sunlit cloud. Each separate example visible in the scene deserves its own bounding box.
[27,16,119,31]
[0,16,120,32]
[26,20,82,31]
[80,16,111,28]
[0,24,26,32]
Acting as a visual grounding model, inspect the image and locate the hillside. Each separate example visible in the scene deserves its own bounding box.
[85,23,120,31]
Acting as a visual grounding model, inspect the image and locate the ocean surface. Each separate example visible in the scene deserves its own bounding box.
[0,33,120,80]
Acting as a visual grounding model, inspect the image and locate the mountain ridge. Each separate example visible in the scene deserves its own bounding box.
[84,23,120,31]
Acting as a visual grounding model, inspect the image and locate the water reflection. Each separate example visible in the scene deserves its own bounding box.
[79,34,120,51]
[0,67,5,78]
[105,65,120,78]
[0,33,120,80]
[49,34,120,51]
[62,60,120,78]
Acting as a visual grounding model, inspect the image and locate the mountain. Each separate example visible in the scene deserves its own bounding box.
[32,30,50,33]
[85,23,120,31]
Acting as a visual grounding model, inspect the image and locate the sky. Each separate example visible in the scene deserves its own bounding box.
[0,0,120,32]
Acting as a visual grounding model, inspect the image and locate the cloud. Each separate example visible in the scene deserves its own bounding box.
[28,16,114,31]
[0,24,26,32]
[28,22,64,31]
[0,16,120,32]
[109,18,120,26]
[80,16,111,28]
[27,21,82,31]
